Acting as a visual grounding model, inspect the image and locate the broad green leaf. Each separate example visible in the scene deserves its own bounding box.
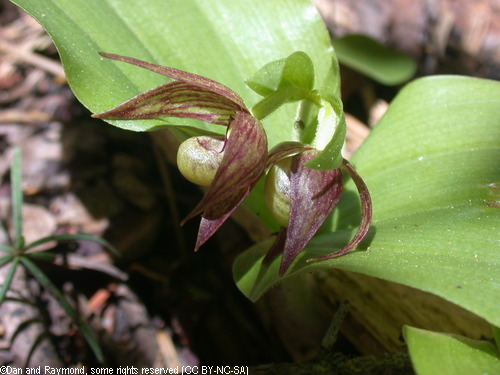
[403,326,500,375]
[233,76,500,329]
[493,325,500,350]
[10,0,337,229]
[333,34,416,85]
[10,0,334,141]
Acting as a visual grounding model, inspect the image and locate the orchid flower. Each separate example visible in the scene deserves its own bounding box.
[262,142,371,275]
[245,52,372,275]
[93,53,267,251]
[93,52,372,276]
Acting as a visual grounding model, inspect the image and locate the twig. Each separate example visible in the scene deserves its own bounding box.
[0,37,65,80]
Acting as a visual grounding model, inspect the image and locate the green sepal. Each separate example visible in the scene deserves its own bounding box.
[247,51,315,119]
[282,51,315,94]
[320,57,342,102]
[251,86,301,120]
[304,96,346,170]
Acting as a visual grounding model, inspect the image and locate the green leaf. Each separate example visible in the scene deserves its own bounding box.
[26,251,56,262]
[0,254,14,267]
[0,258,19,305]
[493,325,500,350]
[234,76,500,329]
[0,218,8,245]
[10,0,337,229]
[20,257,104,362]
[10,0,334,141]
[403,326,500,375]
[10,147,24,250]
[0,245,14,254]
[333,34,417,85]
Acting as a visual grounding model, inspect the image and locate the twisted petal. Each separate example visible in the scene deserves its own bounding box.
[93,81,242,126]
[93,53,247,126]
[264,150,343,275]
[97,53,246,109]
[194,187,250,250]
[265,141,313,170]
[182,110,268,247]
[307,158,372,262]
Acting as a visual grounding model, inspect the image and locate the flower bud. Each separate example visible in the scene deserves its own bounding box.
[264,157,292,227]
[177,136,225,186]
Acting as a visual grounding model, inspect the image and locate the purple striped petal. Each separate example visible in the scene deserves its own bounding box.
[269,150,343,275]
[194,187,250,250]
[93,80,241,126]
[182,110,267,244]
[265,141,313,170]
[307,158,372,262]
[97,53,246,110]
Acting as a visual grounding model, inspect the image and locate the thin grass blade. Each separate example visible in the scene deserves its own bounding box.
[10,147,24,250]
[19,257,104,362]
[26,251,56,262]
[0,245,14,254]
[0,254,14,267]
[0,218,9,245]
[0,257,19,305]
[25,233,119,257]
